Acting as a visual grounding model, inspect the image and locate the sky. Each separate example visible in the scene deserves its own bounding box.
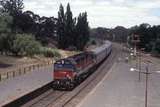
[23,0,160,28]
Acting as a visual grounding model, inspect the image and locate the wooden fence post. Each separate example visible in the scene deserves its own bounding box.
[24,67,26,74]
[19,69,21,75]
[13,71,15,77]
[7,72,9,79]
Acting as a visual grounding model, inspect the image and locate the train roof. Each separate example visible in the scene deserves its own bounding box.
[68,52,88,60]
[104,41,111,48]
[90,40,111,55]
[55,52,89,65]
[90,45,106,55]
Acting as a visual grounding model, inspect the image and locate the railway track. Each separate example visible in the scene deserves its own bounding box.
[49,44,120,107]
[5,43,120,107]
[22,90,66,107]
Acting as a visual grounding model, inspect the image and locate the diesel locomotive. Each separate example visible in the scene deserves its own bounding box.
[53,40,112,89]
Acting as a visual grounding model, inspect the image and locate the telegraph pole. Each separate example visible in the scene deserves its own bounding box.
[145,65,148,107]
[138,60,151,107]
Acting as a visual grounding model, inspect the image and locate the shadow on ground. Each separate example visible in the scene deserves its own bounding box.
[0,62,12,68]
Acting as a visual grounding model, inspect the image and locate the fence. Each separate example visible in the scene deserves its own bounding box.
[0,60,55,82]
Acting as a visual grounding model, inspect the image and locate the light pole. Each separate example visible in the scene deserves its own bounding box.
[145,67,148,107]
[143,61,152,107]
[131,61,151,107]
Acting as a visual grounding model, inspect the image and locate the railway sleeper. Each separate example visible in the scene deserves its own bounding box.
[52,79,75,91]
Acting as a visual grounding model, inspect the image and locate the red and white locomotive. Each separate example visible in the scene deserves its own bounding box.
[53,41,112,89]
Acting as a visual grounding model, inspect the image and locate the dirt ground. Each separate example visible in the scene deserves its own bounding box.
[0,55,49,72]
[0,50,81,73]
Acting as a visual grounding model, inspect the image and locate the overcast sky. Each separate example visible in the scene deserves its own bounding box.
[23,0,160,28]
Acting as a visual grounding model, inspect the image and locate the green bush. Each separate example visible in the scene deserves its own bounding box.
[13,34,41,56]
[40,47,61,58]
[0,13,13,54]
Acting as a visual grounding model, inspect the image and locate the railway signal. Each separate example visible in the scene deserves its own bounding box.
[130,34,141,81]
[131,34,140,56]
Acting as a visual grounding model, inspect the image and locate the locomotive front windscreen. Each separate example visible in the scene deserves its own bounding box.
[54,59,75,71]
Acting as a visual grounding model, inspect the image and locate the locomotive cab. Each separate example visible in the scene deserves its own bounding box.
[53,58,77,89]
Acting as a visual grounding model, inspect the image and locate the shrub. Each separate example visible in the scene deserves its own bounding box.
[13,34,41,56]
[40,47,61,58]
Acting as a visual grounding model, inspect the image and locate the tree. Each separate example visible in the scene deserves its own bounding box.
[15,11,35,33]
[35,16,56,45]
[76,12,89,50]
[0,13,12,33]
[155,38,160,53]
[12,34,41,56]
[57,4,66,48]
[129,23,152,51]
[1,0,24,33]
[0,12,12,54]
[57,3,89,50]
[1,0,23,13]
[64,3,76,48]
[128,23,160,53]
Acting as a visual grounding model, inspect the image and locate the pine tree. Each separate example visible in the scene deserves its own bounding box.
[57,4,65,48]
[76,12,89,50]
[57,3,89,50]
[65,3,75,48]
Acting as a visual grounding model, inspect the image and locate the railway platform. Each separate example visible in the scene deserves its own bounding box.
[0,65,53,106]
[77,57,160,107]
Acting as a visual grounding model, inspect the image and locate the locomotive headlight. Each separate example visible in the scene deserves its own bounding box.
[66,74,71,80]
[57,81,60,84]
